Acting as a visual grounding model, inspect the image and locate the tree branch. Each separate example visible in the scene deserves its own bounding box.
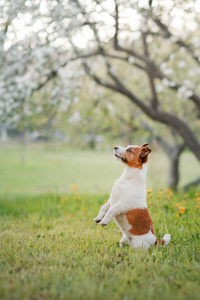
[142,32,159,110]
[183,177,200,191]
[150,14,200,65]
[113,0,151,64]
[83,62,200,160]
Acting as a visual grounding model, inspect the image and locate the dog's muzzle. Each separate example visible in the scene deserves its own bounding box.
[113,147,127,163]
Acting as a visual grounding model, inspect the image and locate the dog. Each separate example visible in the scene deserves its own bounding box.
[94,143,171,249]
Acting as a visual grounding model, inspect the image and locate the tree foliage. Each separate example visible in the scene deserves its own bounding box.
[1,0,200,162]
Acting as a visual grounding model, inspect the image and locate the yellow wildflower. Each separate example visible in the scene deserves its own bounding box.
[176,203,180,208]
[82,207,87,214]
[176,214,180,219]
[196,205,199,209]
[158,191,162,195]
[194,197,200,202]
[60,195,68,204]
[165,188,173,195]
[103,200,107,204]
[147,189,152,194]
[179,206,186,214]
[70,184,78,192]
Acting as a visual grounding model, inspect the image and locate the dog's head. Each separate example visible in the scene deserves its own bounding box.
[113,143,151,169]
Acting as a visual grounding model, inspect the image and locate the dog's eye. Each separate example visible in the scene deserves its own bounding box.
[127,148,132,153]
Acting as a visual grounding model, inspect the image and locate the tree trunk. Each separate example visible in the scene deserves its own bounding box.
[168,154,180,191]
[156,136,185,191]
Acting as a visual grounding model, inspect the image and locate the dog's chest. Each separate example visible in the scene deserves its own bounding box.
[110,178,147,209]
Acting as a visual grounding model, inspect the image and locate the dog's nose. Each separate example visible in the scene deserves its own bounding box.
[114,146,118,150]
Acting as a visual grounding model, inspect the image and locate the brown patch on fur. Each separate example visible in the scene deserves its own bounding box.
[124,146,151,169]
[126,208,156,236]
[155,239,165,245]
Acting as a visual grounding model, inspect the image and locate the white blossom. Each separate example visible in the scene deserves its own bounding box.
[191,37,200,47]
[68,112,82,125]
[162,78,171,87]
[163,68,173,75]
[177,86,193,99]
[177,60,186,68]
[156,84,164,93]
[128,56,136,64]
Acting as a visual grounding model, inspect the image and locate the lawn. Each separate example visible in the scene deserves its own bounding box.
[0,188,200,300]
[0,142,199,194]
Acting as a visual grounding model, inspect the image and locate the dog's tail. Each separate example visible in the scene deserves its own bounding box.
[155,234,171,246]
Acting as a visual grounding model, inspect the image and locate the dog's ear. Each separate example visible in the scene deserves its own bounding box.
[141,143,149,148]
[140,145,151,161]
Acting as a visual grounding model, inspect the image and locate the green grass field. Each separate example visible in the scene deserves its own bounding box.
[0,188,200,300]
[0,142,200,299]
[0,142,199,194]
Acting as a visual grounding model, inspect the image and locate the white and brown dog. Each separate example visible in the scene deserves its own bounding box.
[94,144,171,249]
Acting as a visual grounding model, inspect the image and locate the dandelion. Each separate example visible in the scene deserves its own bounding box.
[158,191,162,195]
[176,203,180,207]
[147,189,152,194]
[179,206,186,214]
[165,188,173,195]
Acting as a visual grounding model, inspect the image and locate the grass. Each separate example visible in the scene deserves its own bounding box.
[0,142,199,194]
[0,188,200,300]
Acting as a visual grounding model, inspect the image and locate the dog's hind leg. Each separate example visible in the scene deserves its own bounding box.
[93,200,110,223]
[131,239,151,250]
[120,235,130,247]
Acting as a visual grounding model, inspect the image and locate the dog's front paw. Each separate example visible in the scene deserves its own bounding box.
[93,217,101,223]
[99,221,107,226]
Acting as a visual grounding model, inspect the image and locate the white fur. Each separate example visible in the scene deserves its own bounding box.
[94,145,171,249]
[162,234,171,245]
